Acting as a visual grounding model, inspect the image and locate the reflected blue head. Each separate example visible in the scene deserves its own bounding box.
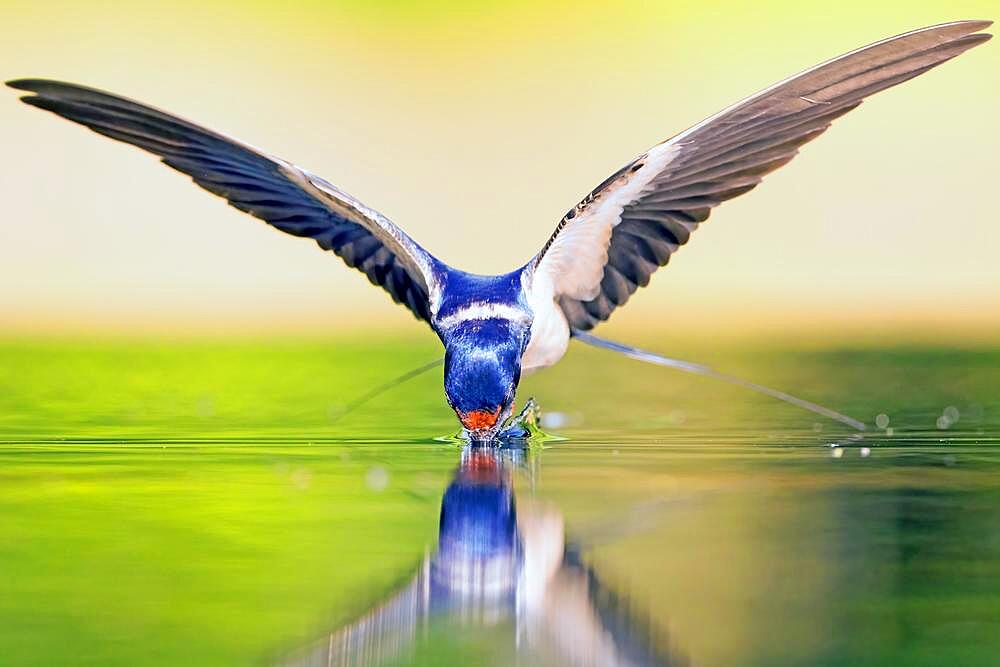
[438,476,517,559]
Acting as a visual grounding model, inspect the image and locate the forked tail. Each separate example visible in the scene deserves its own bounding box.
[572,330,866,431]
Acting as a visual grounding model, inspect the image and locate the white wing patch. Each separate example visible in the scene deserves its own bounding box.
[530,141,679,305]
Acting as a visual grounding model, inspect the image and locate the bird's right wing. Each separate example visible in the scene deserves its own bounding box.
[8,79,441,323]
[524,21,991,331]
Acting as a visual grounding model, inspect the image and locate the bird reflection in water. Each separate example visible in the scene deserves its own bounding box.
[284,445,687,666]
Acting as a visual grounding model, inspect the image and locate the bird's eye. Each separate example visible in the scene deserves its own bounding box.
[565,209,576,220]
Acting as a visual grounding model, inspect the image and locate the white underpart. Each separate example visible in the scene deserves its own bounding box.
[435,302,531,330]
[522,279,569,373]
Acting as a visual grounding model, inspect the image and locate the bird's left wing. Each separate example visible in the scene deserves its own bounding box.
[7,79,441,323]
[524,21,991,330]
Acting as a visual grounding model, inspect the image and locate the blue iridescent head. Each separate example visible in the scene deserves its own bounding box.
[442,318,529,439]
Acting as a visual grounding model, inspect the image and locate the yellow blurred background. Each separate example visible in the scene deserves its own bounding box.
[1,0,997,338]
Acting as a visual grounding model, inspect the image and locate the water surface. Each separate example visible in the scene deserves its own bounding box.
[1,336,998,666]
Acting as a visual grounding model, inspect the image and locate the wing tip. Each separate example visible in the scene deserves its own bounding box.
[923,19,994,47]
[6,78,67,107]
[5,78,58,93]
[6,79,37,105]
[6,79,118,105]
[967,31,994,46]
[920,19,992,35]
[955,18,992,31]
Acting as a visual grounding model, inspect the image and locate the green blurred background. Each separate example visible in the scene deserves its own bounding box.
[1,4,999,666]
[1,0,997,338]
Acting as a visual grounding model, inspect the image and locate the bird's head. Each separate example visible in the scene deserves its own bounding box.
[442,319,529,440]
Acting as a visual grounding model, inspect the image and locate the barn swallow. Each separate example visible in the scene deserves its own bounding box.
[8,21,991,440]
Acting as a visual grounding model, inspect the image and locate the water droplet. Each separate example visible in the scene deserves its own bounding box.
[943,406,960,423]
[885,427,894,437]
[195,396,214,418]
[291,467,312,490]
[831,447,843,459]
[875,413,890,429]
[860,447,871,458]
[540,412,568,429]
[366,466,389,492]
[936,415,951,430]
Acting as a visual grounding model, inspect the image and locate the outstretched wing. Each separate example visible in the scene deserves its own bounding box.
[7,79,441,323]
[525,20,991,331]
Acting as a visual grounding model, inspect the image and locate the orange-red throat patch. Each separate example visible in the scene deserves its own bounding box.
[459,407,501,431]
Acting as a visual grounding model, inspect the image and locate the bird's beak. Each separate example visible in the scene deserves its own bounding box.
[458,407,501,433]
